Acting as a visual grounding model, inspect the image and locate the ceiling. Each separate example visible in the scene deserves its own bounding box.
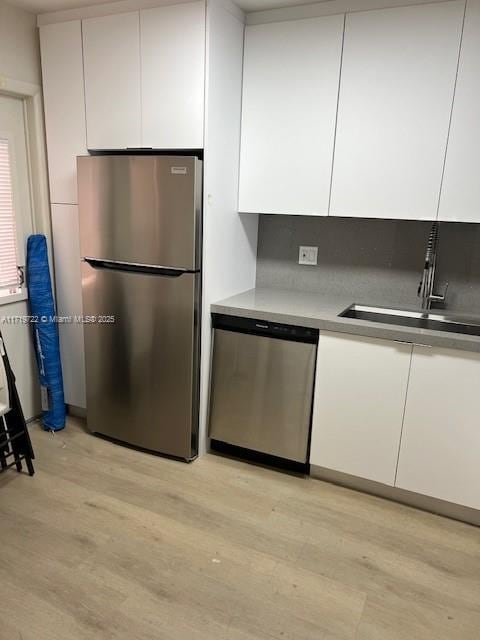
[9,0,136,13]
[8,0,331,15]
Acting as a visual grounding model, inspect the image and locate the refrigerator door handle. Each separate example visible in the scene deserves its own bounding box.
[83,258,191,277]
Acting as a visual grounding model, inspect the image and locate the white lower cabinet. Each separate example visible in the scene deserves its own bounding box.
[395,345,480,510]
[310,331,412,485]
[51,204,86,408]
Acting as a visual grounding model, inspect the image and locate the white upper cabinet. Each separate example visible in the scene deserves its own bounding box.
[310,332,412,486]
[439,0,480,222]
[82,12,141,149]
[39,20,87,204]
[396,345,480,510]
[239,15,344,215]
[140,1,205,149]
[330,1,464,220]
[82,6,205,150]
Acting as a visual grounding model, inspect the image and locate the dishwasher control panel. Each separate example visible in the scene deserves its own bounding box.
[212,313,319,344]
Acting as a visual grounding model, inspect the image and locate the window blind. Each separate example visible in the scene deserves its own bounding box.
[0,138,20,291]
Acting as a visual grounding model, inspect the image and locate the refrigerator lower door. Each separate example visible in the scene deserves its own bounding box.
[209,329,316,463]
[81,262,200,459]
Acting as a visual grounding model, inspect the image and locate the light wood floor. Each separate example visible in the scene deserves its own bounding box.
[0,418,479,640]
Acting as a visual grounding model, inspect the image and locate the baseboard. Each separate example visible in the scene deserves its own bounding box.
[67,404,87,419]
[310,465,480,527]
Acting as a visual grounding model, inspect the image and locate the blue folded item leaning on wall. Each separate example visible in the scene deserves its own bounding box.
[27,234,66,431]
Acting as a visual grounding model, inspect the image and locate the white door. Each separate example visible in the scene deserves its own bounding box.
[140,1,205,149]
[239,15,344,215]
[51,204,86,409]
[82,12,141,149]
[396,345,480,510]
[311,332,412,486]
[0,94,40,419]
[439,0,480,222]
[40,20,87,204]
[330,1,464,220]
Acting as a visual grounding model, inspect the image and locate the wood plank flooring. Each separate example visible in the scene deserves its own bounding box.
[0,418,478,639]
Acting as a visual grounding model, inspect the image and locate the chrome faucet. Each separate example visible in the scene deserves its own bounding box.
[417,222,448,311]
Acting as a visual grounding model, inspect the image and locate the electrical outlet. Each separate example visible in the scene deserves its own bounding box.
[299,246,318,266]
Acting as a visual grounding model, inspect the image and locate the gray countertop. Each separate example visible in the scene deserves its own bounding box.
[211,287,480,353]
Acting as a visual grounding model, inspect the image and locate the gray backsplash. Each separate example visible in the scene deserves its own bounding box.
[256,215,480,314]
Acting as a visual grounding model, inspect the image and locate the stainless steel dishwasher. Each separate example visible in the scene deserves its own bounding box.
[208,314,318,464]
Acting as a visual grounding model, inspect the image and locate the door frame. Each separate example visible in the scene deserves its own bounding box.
[0,76,53,291]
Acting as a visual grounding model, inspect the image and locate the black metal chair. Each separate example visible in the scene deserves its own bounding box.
[0,333,35,477]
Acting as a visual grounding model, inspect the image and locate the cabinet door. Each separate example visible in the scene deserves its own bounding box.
[82,12,141,149]
[141,1,205,149]
[311,332,412,485]
[330,1,464,220]
[239,15,344,215]
[439,0,480,222]
[396,345,480,510]
[40,20,87,204]
[51,204,86,408]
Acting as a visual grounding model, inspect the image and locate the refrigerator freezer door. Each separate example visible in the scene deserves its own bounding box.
[81,262,200,458]
[77,155,202,270]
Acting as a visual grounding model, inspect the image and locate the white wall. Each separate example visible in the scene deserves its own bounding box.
[0,1,41,84]
[199,0,259,455]
[246,0,458,25]
[0,0,43,420]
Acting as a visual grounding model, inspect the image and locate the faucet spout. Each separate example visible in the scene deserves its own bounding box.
[417,222,447,310]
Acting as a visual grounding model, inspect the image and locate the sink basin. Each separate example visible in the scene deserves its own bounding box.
[339,304,480,337]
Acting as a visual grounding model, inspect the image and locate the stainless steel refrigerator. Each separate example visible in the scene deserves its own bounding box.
[77,155,202,460]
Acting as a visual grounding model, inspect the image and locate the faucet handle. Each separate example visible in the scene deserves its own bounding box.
[429,281,449,304]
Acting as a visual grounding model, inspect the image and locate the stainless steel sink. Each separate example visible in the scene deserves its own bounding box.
[339,304,480,337]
